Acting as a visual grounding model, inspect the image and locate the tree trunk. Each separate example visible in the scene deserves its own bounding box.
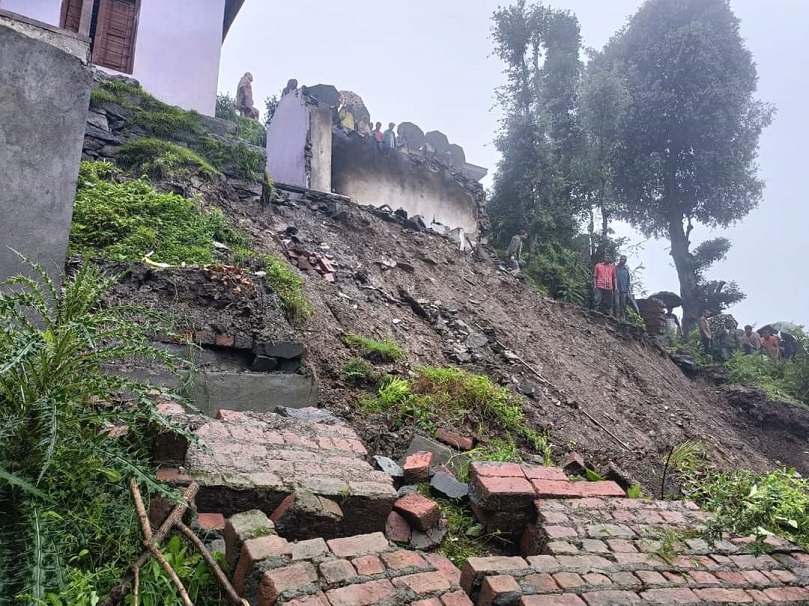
[668,216,699,333]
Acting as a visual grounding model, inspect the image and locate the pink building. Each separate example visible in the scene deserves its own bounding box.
[0,0,245,115]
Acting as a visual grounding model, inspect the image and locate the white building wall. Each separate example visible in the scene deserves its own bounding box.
[0,0,226,115]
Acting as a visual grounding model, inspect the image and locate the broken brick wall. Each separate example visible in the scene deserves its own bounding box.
[331,132,480,236]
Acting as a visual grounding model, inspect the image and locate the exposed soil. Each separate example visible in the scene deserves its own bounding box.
[180,182,809,492]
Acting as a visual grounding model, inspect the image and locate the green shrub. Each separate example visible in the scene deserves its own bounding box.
[344,335,406,363]
[201,135,265,181]
[215,93,239,122]
[235,116,267,147]
[117,138,219,181]
[70,162,243,265]
[525,242,590,305]
[725,351,799,404]
[235,251,312,321]
[343,358,374,386]
[0,260,192,602]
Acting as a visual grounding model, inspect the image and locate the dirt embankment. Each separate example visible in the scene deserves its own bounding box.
[195,183,809,491]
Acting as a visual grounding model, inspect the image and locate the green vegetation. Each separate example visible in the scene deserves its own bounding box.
[215,92,239,122]
[201,135,265,181]
[117,138,219,181]
[725,340,809,406]
[361,366,551,461]
[344,334,406,363]
[216,93,267,147]
[70,162,245,265]
[342,358,375,386]
[435,498,498,567]
[0,260,214,603]
[235,251,312,321]
[626,484,643,499]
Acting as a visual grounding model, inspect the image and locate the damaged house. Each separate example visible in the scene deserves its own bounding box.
[266,85,489,248]
[0,0,246,115]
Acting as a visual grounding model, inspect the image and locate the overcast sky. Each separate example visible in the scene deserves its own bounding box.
[219,0,808,327]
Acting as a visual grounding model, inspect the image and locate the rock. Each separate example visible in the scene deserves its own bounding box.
[430,472,469,500]
[435,429,475,451]
[562,452,586,476]
[275,406,343,425]
[464,331,489,349]
[255,341,304,359]
[270,490,344,540]
[397,261,415,273]
[374,455,404,478]
[86,110,109,131]
[397,485,420,498]
[604,462,637,491]
[406,215,427,231]
[410,517,449,551]
[251,355,278,372]
[405,435,468,478]
[224,510,275,569]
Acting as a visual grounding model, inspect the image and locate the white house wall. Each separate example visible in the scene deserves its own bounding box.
[0,0,226,115]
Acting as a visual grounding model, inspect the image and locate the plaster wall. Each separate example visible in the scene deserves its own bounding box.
[0,15,91,284]
[0,0,225,115]
[266,92,309,187]
[309,104,333,193]
[331,135,479,234]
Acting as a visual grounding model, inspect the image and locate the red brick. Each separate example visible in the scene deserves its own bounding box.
[320,559,357,584]
[196,512,225,531]
[155,467,192,485]
[612,552,666,568]
[569,482,625,498]
[554,555,613,571]
[441,590,475,606]
[521,596,586,606]
[763,586,809,601]
[423,552,462,585]
[352,555,385,576]
[544,525,577,539]
[404,451,433,482]
[694,588,753,602]
[523,466,569,482]
[668,555,714,570]
[532,480,578,498]
[583,573,611,586]
[659,510,687,524]
[527,555,561,572]
[392,571,452,594]
[744,589,772,603]
[523,573,559,592]
[521,525,543,556]
[460,556,529,594]
[582,591,642,604]
[256,562,318,606]
[215,333,235,347]
[606,540,636,553]
[157,402,186,415]
[609,572,641,587]
[741,569,770,585]
[436,428,475,450]
[635,570,666,585]
[687,570,720,584]
[479,575,522,606]
[769,568,798,583]
[327,532,389,558]
[283,592,330,606]
[291,538,328,561]
[215,409,245,421]
[662,571,687,585]
[544,541,578,555]
[470,461,526,477]
[714,571,746,584]
[730,553,779,569]
[232,535,292,594]
[413,599,443,606]
[326,579,397,606]
[394,493,441,531]
[539,511,571,525]
[580,539,609,554]
[554,572,585,589]
[381,549,428,571]
[639,588,701,603]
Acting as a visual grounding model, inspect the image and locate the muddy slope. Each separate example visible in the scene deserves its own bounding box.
[198,184,809,490]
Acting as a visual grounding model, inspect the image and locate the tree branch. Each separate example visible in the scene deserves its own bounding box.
[176,522,247,606]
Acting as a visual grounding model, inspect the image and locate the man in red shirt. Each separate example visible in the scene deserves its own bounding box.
[593,254,617,316]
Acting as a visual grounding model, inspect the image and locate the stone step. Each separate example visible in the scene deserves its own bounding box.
[157,407,396,538]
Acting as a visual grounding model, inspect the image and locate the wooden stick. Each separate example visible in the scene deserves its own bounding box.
[147,543,193,606]
[101,482,199,606]
[133,566,139,606]
[579,408,634,452]
[130,478,153,542]
[176,522,247,606]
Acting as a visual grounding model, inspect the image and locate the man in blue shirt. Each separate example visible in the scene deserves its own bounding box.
[383,122,397,149]
[615,255,631,320]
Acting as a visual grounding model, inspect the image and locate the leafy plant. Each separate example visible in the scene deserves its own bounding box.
[234,251,312,321]
[215,93,239,122]
[0,260,191,602]
[200,135,265,181]
[117,138,219,181]
[344,335,406,363]
[234,117,267,148]
[627,485,643,499]
[726,351,801,404]
[70,162,245,265]
[435,498,498,567]
[342,358,374,386]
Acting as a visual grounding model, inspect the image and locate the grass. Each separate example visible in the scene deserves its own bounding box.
[342,358,375,386]
[726,350,803,405]
[117,138,219,181]
[434,498,498,567]
[344,335,406,363]
[70,161,245,265]
[235,251,312,321]
[200,135,265,181]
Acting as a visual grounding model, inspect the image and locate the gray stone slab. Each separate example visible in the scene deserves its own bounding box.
[404,434,469,477]
[191,371,318,417]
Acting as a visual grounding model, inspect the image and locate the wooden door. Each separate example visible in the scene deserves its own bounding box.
[92,0,140,74]
[60,0,83,32]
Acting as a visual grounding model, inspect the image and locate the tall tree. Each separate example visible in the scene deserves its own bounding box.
[487,1,583,250]
[602,0,773,330]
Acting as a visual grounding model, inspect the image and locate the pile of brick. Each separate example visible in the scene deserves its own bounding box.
[468,462,625,540]
[286,247,338,282]
[636,298,667,335]
[222,508,471,606]
[155,406,397,538]
[460,495,809,605]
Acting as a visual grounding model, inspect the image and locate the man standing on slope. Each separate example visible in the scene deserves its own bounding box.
[698,310,713,361]
[505,229,528,272]
[615,255,631,320]
[593,254,617,316]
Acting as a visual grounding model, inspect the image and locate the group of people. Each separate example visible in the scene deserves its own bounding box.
[698,314,798,362]
[340,113,398,150]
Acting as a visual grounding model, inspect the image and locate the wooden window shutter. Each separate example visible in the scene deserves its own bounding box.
[60,0,83,32]
[92,0,140,74]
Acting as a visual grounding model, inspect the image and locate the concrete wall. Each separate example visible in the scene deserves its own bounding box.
[266,92,309,187]
[0,0,225,115]
[331,134,479,234]
[0,13,91,284]
[309,104,333,193]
